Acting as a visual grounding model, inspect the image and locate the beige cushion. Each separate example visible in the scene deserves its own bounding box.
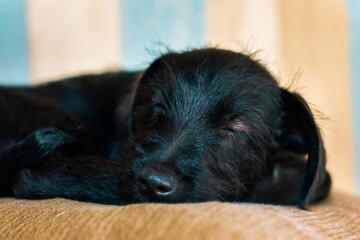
[0,191,359,240]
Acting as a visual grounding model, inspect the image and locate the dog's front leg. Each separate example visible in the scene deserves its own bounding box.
[0,128,73,192]
[11,153,128,205]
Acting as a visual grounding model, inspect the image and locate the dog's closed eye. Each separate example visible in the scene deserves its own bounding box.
[220,119,248,141]
[227,119,248,133]
[152,102,166,115]
[151,96,166,117]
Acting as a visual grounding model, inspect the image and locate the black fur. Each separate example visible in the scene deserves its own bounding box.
[0,48,331,209]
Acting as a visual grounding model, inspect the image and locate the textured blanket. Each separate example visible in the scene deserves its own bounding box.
[0,192,359,240]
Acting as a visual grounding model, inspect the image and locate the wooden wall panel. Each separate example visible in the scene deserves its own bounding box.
[349,0,360,194]
[27,0,121,83]
[206,0,282,76]
[0,0,31,85]
[120,0,205,70]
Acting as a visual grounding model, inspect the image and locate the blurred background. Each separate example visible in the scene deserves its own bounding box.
[0,0,359,195]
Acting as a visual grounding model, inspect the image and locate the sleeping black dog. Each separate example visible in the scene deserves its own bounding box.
[0,48,331,209]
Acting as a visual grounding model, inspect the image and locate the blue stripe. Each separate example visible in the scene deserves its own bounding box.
[349,0,360,195]
[120,0,205,70]
[0,0,31,86]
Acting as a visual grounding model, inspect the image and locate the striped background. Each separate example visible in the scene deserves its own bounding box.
[0,0,359,195]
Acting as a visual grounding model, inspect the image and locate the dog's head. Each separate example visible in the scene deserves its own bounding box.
[123,48,331,209]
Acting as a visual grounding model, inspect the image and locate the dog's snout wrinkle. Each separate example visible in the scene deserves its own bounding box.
[138,166,178,201]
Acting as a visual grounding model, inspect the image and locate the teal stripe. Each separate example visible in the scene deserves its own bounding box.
[349,0,360,195]
[120,0,205,70]
[0,0,31,86]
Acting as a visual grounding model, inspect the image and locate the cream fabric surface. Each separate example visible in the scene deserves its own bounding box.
[0,192,359,240]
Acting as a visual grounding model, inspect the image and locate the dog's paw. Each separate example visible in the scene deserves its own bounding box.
[30,128,74,158]
[0,129,74,182]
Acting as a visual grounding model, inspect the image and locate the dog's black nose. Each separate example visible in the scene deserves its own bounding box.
[138,166,178,201]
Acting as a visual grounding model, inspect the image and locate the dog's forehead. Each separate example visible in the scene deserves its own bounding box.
[151,52,277,103]
[149,49,277,89]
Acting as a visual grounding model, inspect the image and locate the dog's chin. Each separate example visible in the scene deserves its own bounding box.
[125,181,227,204]
[130,193,224,204]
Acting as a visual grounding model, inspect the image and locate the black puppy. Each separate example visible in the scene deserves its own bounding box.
[0,48,331,209]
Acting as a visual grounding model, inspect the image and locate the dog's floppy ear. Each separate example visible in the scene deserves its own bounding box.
[248,88,331,209]
[130,71,151,134]
[130,53,176,134]
[276,89,331,209]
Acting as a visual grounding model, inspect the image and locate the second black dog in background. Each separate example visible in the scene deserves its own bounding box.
[0,48,331,209]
